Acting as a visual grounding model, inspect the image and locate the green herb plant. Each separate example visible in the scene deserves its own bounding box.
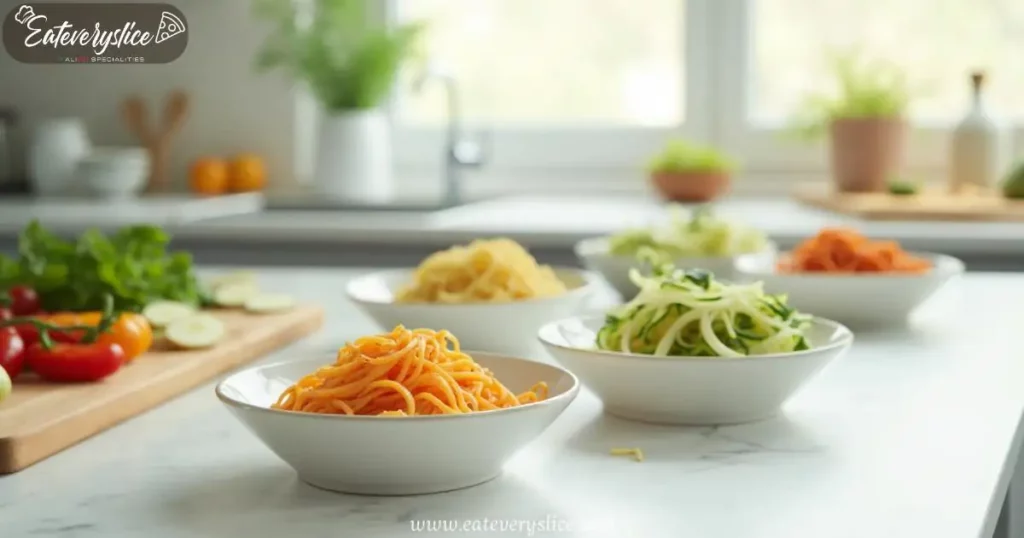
[789,51,911,140]
[0,221,206,312]
[253,0,426,111]
[647,139,736,175]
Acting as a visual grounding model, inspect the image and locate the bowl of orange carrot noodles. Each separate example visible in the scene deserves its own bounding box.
[215,325,579,495]
[735,228,964,325]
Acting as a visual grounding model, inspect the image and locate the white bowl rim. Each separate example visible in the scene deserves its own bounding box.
[215,352,581,422]
[574,235,777,260]
[737,251,965,279]
[538,314,853,363]
[345,266,598,308]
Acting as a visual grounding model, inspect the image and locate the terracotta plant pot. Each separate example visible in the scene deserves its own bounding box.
[829,117,907,193]
[651,171,731,202]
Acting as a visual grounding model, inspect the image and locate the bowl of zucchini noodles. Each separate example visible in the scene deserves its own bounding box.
[538,265,853,425]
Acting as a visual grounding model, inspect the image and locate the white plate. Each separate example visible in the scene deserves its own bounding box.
[538,315,852,426]
[574,236,777,300]
[346,267,595,357]
[216,353,580,495]
[735,253,964,326]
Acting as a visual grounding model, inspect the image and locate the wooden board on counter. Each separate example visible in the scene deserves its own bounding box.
[794,184,1024,222]
[0,305,324,474]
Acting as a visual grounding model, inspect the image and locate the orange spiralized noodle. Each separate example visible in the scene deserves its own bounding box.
[778,227,931,274]
[272,325,549,416]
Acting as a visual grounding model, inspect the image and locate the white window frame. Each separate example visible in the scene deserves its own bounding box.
[300,0,1024,195]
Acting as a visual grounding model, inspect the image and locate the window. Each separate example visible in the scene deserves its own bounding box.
[397,0,685,126]
[389,0,702,177]
[722,0,1024,173]
[380,0,1024,190]
[753,0,1024,122]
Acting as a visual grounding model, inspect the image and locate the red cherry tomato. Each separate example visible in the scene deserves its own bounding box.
[0,327,25,379]
[26,342,125,382]
[13,319,78,349]
[7,286,41,316]
[0,307,11,322]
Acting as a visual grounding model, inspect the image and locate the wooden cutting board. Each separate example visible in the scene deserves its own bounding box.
[0,305,324,474]
[794,184,1024,222]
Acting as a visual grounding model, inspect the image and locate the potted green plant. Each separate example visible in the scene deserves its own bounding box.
[253,0,425,202]
[646,139,736,202]
[791,53,911,193]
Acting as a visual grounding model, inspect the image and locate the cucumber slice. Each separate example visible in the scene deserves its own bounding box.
[165,314,226,349]
[207,271,258,291]
[0,367,11,403]
[244,293,296,314]
[213,282,260,308]
[142,301,197,328]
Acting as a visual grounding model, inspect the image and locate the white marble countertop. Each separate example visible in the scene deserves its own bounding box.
[2,268,1024,538]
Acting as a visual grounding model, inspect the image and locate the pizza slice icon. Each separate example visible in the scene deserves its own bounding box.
[155,11,186,44]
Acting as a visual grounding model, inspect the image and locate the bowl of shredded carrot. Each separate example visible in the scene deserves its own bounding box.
[216,325,579,496]
[736,228,964,325]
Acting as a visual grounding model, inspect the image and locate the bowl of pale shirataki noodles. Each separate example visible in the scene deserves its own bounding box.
[575,206,776,301]
[346,238,596,356]
[538,264,853,426]
[216,325,580,495]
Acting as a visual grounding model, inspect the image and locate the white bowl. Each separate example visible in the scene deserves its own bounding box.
[538,315,852,426]
[574,236,777,300]
[216,352,580,495]
[734,253,964,326]
[346,267,595,356]
[78,146,149,198]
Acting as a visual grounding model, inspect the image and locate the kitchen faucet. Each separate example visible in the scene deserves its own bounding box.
[413,66,487,207]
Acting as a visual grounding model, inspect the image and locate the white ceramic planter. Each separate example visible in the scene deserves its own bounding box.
[29,118,90,196]
[315,110,392,203]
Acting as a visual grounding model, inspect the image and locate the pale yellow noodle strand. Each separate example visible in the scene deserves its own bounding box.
[395,239,568,304]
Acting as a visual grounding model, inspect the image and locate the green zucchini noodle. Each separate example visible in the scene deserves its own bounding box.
[607,206,769,265]
[595,265,812,358]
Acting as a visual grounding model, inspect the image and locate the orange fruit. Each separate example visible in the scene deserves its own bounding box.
[228,153,266,192]
[189,158,229,196]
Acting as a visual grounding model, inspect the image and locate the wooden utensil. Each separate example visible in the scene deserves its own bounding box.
[121,90,190,193]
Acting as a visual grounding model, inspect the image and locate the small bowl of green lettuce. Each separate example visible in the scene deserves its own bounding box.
[538,265,853,425]
[574,207,775,300]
